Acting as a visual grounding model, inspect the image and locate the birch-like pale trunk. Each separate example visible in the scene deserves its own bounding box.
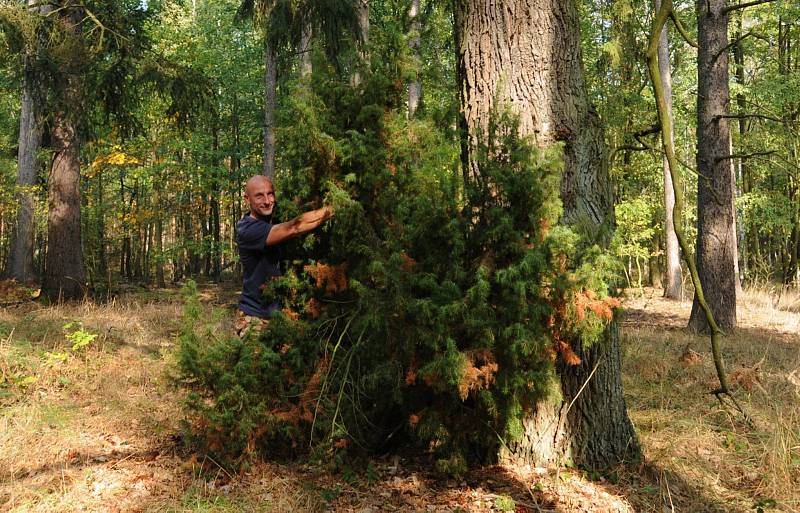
[407,0,421,117]
[656,0,682,299]
[300,19,312,78]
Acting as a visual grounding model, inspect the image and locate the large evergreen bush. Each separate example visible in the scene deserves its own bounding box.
[176,53,622,471]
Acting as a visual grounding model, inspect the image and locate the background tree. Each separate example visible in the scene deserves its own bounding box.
[687,0,737,332]
[5,0,43,284]
[407,0,421,117]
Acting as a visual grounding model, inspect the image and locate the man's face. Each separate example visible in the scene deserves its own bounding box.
[245,178,276,219]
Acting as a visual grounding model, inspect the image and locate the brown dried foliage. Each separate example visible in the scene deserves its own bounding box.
[405,360,418,385]
[266,357,329,428]
[457,349,499,400]
[0,280,33,303]
[547,288,582,366]
[304,263,348,294]
[573,289,621,322]
[399,252,417,272]
[305,297,322,318]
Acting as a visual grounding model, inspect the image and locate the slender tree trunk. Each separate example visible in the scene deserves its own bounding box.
[656,0,682,299]
[42,106,85,301]
[263,39,277,179]
[454,0,638,469]
[407,0,422,117]
[231,92,242,272]
[688,0,737,332]
[7,58,42,283]
[95,168,107,283]
[211,125,221,280]
[353,0,370,86]
[154,186,166,288]
[733,14,749,282]
[649,231,663,288]
[300,19,312,78]
[730,134,743,295]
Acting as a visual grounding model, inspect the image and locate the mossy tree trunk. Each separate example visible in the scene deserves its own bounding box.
[7,56,42,284]
[454,0,638,469]
[7,0,46,284]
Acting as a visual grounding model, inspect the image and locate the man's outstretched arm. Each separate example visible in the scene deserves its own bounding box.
[266,206,333,246]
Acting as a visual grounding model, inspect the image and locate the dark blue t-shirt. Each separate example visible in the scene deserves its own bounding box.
[236,214,282,318]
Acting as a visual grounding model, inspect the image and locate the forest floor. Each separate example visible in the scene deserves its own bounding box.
[0,282,798,513]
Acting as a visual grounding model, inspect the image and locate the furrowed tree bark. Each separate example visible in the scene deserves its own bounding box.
[688,0,737,332]
[7,57,42,284]
[454,0,638,469]
[42,104,85,301]
[656,0,682,299]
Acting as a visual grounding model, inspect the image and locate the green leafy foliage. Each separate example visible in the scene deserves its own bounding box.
[63,321,98,352]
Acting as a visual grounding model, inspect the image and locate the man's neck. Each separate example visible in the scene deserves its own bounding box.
[249,211,272,223]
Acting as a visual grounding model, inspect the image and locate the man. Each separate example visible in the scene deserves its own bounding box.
[235,175,333,337]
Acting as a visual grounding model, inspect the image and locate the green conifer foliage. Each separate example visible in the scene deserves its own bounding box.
[176,35,623,469]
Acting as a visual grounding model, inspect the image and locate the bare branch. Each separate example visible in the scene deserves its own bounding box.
[715,113,783,123]
[723,0,778,15]
[670,11,698,48]
[715,150,777,162]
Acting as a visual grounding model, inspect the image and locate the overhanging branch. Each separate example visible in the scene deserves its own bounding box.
[723,0,777,15]
[715,150,777,162]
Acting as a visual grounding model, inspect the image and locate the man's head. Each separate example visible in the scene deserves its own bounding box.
[244,175,276,220]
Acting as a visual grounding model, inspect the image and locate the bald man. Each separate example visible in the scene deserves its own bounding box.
[235,175,332,336]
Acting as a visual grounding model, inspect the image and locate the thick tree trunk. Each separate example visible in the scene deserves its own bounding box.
[656,0,682,299]
[42,108,85,301]
[455,0,638,469]
[407,0,421,117]
[7,62,42,284]
[688,0,737,332]
[263,39,277,179]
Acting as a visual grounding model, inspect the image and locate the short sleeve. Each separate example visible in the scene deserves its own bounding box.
[237,219,272,252]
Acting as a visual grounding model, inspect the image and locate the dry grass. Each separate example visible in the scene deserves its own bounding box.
[0,287,320,512]
[621,287,800,513]
[1,282,798,512]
